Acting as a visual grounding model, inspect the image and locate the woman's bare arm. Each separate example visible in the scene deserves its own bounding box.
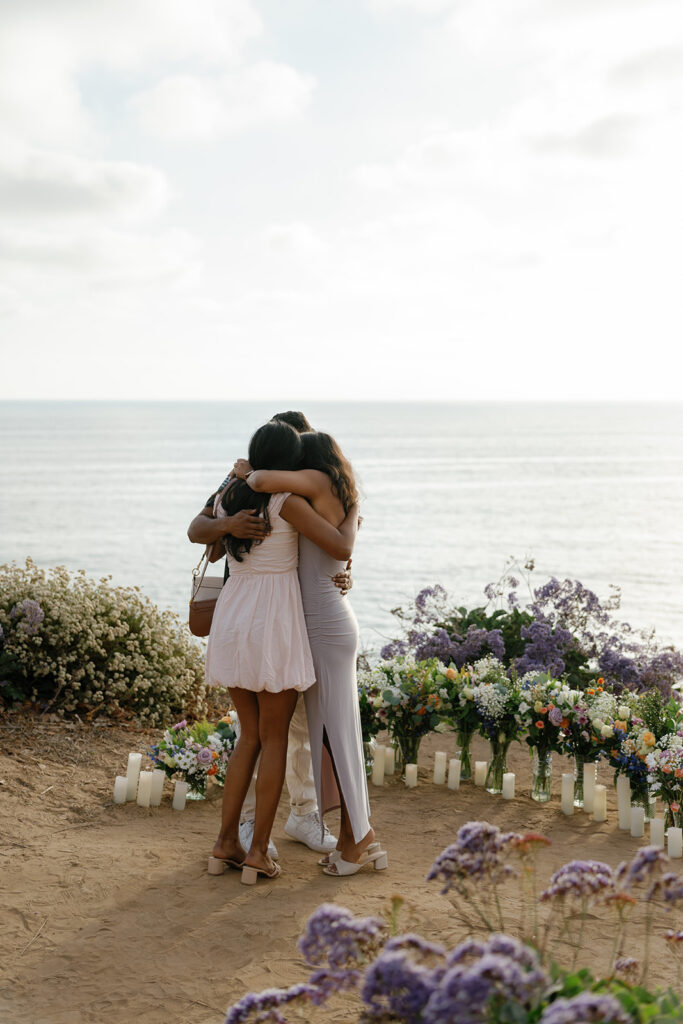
[280,496,358,561]
[233,461,329,499]
[187,506,268,544]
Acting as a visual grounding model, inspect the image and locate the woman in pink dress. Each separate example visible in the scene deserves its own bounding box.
[205,420,358,884]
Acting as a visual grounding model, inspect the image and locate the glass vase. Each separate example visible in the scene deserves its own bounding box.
[456,729,474,781]
[665,803,683,830]
[485,737,511,794]
[394,733,422,777]
[186,788,206,801]
[573,753,596,808]
[363,738,377,779]
[531,750,553,803]
[629,781,655,822]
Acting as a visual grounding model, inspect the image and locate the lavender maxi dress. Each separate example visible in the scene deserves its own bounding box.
[298,534,371,843]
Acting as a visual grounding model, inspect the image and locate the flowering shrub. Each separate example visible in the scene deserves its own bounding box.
[223,825,683,1023]
[381,564,683,698]
[149,714,237,795]
[0,559,206,724]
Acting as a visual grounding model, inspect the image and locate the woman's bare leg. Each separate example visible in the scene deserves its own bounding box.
[323,729,374,863]
[212,688,260,863]
[247,689,299,873]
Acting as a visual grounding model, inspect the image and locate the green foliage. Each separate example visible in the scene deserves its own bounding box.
[0,559,207,725]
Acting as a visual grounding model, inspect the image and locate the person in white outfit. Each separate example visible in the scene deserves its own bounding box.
[188,411,350,856]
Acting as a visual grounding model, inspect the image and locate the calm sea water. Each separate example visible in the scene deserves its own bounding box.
[1,401,682,653]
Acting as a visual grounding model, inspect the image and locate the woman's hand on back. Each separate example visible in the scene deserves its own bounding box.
[233,459,253,480]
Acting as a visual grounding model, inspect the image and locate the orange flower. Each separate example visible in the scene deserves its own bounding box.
[614,720,627,732]
[207,765,218,776]
[212,750,219,760]
[663,766,673,774]
[587,688,595,695]
[561,718,570,729]
[675,769,683,780]
[642,731,656,746]
[535,720,545,729]
[597,677,605,685]
[672,802,681,812]
[539,706,548,714]
[417,707,426,716]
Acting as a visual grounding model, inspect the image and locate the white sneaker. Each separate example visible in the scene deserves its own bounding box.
[239,820,278,861]
[284,810,337,853]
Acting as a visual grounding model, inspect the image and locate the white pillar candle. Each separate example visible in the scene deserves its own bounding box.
[616,775,631,831]
[447,758,461,790]
[668,827,683,859]
[371,745,386,786]
[650,817,665,849]
[474,761,487,787]
[593,784,607,822]
[502,773,515,799]
[113,775,128,804]
[561,773,574,815]
[384,746,395,777]
[583,762,596,814]
[433,751,447,785]
[405,763,418,788]
[136,771,153,807]
[150,769,165,807]
[630,804,645,838]
[125,752,142,801]
[172,780,189,810]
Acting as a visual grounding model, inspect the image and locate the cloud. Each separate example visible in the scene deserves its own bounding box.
[0,140,171,221]
[131,62,315,142]
[610,47,683,86]
[527,114,642,159]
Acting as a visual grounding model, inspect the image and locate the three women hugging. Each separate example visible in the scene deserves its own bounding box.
[187,411,387,885]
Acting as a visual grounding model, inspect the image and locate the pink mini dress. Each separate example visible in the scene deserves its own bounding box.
[204,491,316,692]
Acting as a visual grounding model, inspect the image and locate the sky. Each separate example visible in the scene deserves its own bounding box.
[0,0,682,401]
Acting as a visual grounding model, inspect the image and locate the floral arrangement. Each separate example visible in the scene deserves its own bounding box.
[381,565,683,698]
[224,821,683,1024]
[372,656,447,766]
[0,559,207,724]
[356,667,385,744]
[647,734,683,829]
[437,663,481,779]
[149,714,237,796]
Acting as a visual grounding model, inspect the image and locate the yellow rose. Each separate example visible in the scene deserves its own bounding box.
[642,731,656,747]
[445,667,457,681]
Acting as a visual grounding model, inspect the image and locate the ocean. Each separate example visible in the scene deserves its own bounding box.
[1,400,682,653]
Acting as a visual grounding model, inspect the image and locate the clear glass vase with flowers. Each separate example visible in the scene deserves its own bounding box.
[438,664,480,780]
[149,714,237,797]
[518,673,568,802]
[469,656,522,794]
[374,656,446,776]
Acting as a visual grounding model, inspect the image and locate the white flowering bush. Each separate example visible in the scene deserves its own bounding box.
[0,559,206,725]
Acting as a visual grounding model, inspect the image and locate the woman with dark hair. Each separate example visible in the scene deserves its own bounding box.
[205,421,358,884]
[233,431,387,877]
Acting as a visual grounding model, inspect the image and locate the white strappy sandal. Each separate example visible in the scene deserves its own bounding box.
[322,846,388,876]
[318,841,381,868]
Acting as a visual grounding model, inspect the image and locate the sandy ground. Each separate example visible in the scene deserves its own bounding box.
[1,713,680,1024]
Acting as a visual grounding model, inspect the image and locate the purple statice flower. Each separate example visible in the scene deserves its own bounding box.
[548,706,563,727]
[540,860,615,904]
[298,903,385,970]
[172,719,187,731]
[514,618,573,678]
[621,846,669,889]
[307,967,360,1001]
[424,949,548,1024]
[612,956,639,982]
[224,983,318,1024]
[196,747,213,766]
[9,598,44,636]
[649,871,683,907]
[426,822,520,894]
[538,992,629,1024]
[361,947,444,1023]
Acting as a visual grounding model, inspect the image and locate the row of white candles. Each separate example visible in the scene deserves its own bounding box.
[113,752,190,810]
[374,746,683,858]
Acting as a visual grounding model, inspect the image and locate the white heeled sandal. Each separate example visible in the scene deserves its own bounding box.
[318,841,381,868]
[322,847,388,877]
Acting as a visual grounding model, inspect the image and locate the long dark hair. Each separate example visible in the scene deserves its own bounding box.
[222,421,302,561]
[300,431,358,514]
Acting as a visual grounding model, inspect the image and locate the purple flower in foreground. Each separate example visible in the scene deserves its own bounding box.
[172,720,187,731]
[539,992,629,1024]
[424,949,548,1024]
[196,747,213,766]
[612,956,639,982]
[540,861,615,904]
[661,873,683,906]
[427,822,520,894]
[224,983,317,1024]
[362,948,443,1023]
[622,846,669,889]
[298,903,385,970]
